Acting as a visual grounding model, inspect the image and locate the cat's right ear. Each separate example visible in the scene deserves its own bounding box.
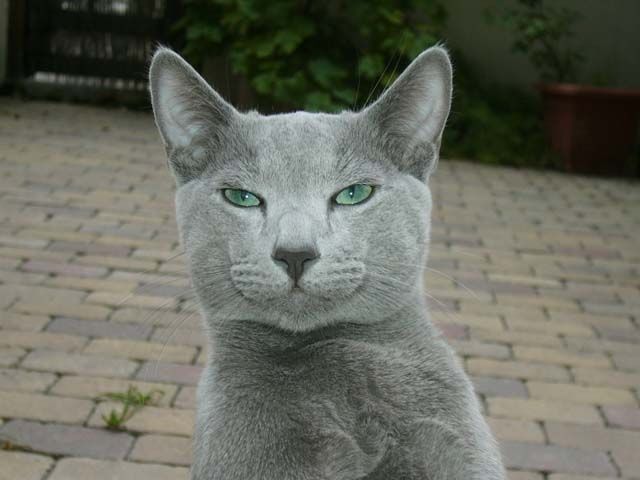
[149,47,238,182]
[359,46,452,181]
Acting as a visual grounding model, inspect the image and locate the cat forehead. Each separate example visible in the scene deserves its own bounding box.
[219,110,383,186]
[246,110,351,152]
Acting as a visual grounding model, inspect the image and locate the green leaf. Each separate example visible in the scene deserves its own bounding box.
[308,59,347,88]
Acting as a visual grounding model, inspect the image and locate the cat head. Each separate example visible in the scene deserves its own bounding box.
[149,46,452,332]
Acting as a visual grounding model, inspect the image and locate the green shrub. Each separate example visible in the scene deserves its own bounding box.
[178,0,550,168]
[178,0,447,112]
[442,56,551,168]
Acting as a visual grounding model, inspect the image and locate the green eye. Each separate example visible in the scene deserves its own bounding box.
[223,189,261,207]
[334,184,374,206]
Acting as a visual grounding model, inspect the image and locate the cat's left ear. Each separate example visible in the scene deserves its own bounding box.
[149,47,239,183]
[361,46,452,181]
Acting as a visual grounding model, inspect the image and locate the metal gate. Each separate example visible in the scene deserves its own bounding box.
[8,0,182,101]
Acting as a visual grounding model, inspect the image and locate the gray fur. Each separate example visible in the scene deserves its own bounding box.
[149,46,506,479]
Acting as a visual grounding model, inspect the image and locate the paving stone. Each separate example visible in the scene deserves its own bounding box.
[22,260,108,277]
[612,448,640,477]
[449,340,511,359]
[466,358,570,382]
[433,311,504,331]
[498,294,581,312]
[89,402,194,436]
[87,292,177,310]
[508,472,544,480]
[488,398,602,425]
[472,328,563,348]
[549,311,636,331]
[47,240,132,257]
[0,346,27,367]
[1,284,87,305]
[547,475,617,480]
[434,321,468,340]
[150,326,207,347]
[134,283,190,298]
[486,417,545,443]
[0,368,57,393]
[136,361,203,385]
[12,301,111,320]
[602,405,640,430]
[109,271,189,288]
[0,391,93,423]
[545,422,640,453]
[111,308,200,328]
[47,457,189,480]
[173,386,197,409]
[0,450,54,480]
[0,312,49,331]
[501,441,616,476]
[612,353,640,372]
[565,337,640,355]
[50,375,177,406]
[572,367,640,389]
[44,276,138,293]
[506,318,595,338]
[74,254,158,272]
[84,337,196,363]
[0,419,133,459]
[472,376,528,398]
[488,273,561,288]
[22,350,138,378]
[0,330,87,352]
[596,327,640,344]
[513,346,611,369]
[46,317,153,340]
[527,381,637,406]
[129,434,192,465]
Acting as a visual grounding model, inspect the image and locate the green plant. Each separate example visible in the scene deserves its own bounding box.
[442,55,551,167]
[178,0,447,111]
[99,386,164,430]
[487,0,584,83]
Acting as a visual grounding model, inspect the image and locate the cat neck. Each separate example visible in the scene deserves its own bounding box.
[206,301,438,361]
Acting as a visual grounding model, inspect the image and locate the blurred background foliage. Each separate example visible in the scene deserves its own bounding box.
[177,0,551,167]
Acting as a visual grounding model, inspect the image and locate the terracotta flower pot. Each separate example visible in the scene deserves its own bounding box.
[539,83,640,176]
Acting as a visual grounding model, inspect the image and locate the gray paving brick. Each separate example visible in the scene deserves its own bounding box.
[136,361,202,386]
[472,376,528,398]
[0,419,134,459]
[501,441,616,476]
[46,317,153,340]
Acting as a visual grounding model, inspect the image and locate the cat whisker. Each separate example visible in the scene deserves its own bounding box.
[424,266,481,301]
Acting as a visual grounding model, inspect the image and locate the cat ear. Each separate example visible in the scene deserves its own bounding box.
[361,46,452,181]
[149,47,238,182]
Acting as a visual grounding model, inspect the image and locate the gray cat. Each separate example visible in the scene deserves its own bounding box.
[149,45,505,480]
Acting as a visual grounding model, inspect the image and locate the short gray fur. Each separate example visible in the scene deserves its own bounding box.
[149,45,506,479]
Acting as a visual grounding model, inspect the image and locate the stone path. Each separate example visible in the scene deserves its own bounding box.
[0,99,638,479]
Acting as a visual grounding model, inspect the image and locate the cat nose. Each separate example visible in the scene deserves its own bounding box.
[272,247,319,285]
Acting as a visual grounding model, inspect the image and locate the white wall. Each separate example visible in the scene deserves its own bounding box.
[444,0,640,89]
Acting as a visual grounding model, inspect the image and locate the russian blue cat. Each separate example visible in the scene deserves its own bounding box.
[149,45,505,479]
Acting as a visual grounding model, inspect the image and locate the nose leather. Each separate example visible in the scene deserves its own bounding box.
[272,247,319,284]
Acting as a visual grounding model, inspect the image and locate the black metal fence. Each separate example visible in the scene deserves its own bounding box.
[8,0,182,102]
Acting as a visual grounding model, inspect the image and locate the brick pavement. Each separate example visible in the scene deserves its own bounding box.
[0,99,639,479]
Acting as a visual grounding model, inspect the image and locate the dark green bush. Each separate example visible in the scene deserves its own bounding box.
[178,0,550,168]
[443,57,551,167]
[178,0,447,112]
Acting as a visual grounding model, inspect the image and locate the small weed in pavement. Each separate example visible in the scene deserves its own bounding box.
[99,385,164,430]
